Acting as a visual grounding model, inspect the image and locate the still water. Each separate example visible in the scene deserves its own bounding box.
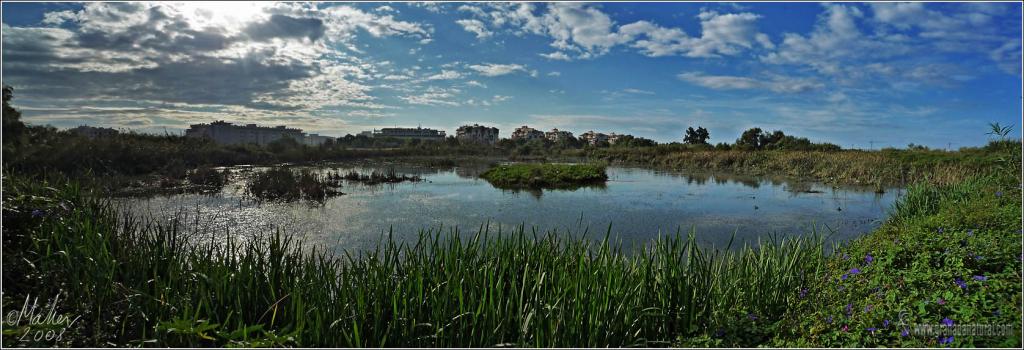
[120,164,904,253]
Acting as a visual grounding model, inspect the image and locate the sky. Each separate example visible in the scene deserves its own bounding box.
[1,1,1021,148]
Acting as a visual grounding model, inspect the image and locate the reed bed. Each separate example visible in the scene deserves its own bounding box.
[246,167,343,202]
[329,168,423,185]
[580,145,1017,187]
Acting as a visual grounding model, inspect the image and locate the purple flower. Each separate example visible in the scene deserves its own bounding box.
[967,229,974,236]
[799,288,808,299]
[901,328,910,337]
[841,274,849,281]
[938,227,944,233]
[845,303,853,316]
[826,315,833,324]
[747,313,758,321]
[31,209,44,218]
[864,304,873,313]
[939,335,954,344]
[955,277,967,290]
[867,327,877,333]
[865,253,874,264]
[973,275,987,281]
[883,319,890,328]
[849,268,861,275]
[937,298,946,305]
[842,253,850,260]
[995,191,1003,197]
[942,317,954,327]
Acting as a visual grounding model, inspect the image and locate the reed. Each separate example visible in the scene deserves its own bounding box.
[246,167,343,203]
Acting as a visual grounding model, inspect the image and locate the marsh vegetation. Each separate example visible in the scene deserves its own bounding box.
[480,163,608,189]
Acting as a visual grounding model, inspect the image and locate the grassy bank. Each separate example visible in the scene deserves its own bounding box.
[2,147,1020,347]
[769,170,1022,347]
[480,163,608,189]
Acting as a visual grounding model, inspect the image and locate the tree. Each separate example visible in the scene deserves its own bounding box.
[683,126,710,145]
[3,85,26,144]
[735,127,763,149]
[759,130,786,148]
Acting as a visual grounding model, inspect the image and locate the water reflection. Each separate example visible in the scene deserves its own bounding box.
[120,164,904,254]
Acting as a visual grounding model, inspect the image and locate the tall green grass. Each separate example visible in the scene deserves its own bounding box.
[2,174,823,347]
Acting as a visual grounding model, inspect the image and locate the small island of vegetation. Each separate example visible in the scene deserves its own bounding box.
[479,163,609,189]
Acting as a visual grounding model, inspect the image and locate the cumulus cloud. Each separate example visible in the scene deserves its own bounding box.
[455,3,769,60]
[2,2,433,117]
[763,2,1019,84]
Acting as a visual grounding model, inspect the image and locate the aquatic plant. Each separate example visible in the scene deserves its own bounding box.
[246,167,343,202]
[334,168,422,185]
[480,163,608,189]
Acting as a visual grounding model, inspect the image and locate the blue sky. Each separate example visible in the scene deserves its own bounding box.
[2,2,1021,148]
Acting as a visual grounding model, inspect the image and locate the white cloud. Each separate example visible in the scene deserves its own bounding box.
[547,71,561,77]
[678,72,822,93]
[400,86,461,106]
[622,88,655,95]
[423,70,464,81]
[990,40,1023,75]
[465,80,488,88]
[459,3,768,60]
[540,51,572,60]
[468,63,530,77]
[456,18,492,39]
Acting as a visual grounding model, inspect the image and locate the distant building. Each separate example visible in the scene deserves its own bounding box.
[303,133,332,146]
[456,124,499,144]
[545,128,574,142]
[70,125,118,139]
[607,132,625,145]
[185,121,306,146]
[511,125,544,141]
[366,126,446,141]
[579,130,610,145]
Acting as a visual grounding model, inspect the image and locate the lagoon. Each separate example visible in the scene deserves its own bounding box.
[120,163,904,253]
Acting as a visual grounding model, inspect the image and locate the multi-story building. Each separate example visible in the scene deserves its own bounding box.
[456,124,499,144]
[303,133,332,146]
[545,128,574,142]
[511,125,545,141]
[579,130,610,145]
[369,126,446,141]
[185,121,307,146]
